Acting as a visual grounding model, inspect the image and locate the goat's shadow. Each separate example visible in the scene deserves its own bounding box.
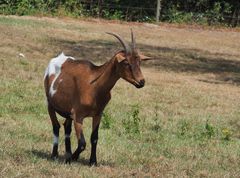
[27,149,115,167]
[46,36,240,86]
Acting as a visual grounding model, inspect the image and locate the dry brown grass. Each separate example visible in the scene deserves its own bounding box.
[1,15,240,177]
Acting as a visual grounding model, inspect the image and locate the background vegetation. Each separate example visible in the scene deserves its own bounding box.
[0,0,240,26]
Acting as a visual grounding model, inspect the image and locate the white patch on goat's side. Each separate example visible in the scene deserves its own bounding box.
[44,52,75,97]
[53,134,59,145]
[49,72,61,97]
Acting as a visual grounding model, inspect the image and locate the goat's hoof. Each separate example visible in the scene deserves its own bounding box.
[50,153,58,160]
[65,153,72,164]
[89,160,97,167]
[51,156,58,160]
[71,153,79,161]
[65,159,71,164]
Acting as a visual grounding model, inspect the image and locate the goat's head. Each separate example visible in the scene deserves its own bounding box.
[107,30,151,88]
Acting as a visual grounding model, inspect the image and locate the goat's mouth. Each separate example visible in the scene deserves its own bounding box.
[123,78,145,88]
[132,80,145,89]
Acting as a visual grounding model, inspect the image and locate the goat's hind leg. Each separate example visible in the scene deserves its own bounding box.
[64,119,72,164]
[72,119,86,161]
[48,105,60,160]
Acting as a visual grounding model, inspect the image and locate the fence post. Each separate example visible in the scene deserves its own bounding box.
[156,0,161,23]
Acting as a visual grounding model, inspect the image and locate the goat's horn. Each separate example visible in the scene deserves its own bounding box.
[106,32,131,54]
[131,29,136,52]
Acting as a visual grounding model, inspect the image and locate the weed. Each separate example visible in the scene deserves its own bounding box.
[195,120,215,141]
[151,104,161,132]
[122,104,141,135]
[101,110,112,129]
[222,128,232,141]
[178,120,191,137]
[204,120,215,139]
[19,59,29,66]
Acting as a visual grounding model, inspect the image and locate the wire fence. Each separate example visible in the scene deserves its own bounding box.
[1,0,239,26]
[77,0,240,26]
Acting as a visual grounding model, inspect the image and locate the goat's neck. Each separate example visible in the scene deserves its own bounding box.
[95,58,119,93]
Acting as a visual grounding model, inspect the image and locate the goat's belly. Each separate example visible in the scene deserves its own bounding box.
[49,89,73,114]
[50,95,72,113]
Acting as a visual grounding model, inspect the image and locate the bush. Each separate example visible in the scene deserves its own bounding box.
[0,0,84,17]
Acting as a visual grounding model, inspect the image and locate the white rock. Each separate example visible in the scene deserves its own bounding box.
[18,53,25,58]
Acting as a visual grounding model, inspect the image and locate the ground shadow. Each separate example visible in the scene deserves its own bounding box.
[28,149,115,167]
[28,149,64,161]
[47,37,240,86]
[30,149,51,160]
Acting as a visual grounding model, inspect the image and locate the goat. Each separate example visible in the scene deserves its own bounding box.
[44,30,151,165]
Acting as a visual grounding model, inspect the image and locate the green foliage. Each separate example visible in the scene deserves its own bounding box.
[179,120,191,136]
[151,104,161,132]
[176,119,225,142]
[60,0,84,17]
[175,119,235,144]
[101,110,112,129]
[0,0,239,26]
[162,7,195,24]
[0,0,85,17]
[222,128,232,141]
[192,120,216,141]
[204,120,215,138]
[206,2,223,25]
[122,104,141,135]
[102,10,124,20]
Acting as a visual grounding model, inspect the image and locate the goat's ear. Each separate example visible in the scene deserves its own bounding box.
[139,54,152,61]
[115,53,126,63]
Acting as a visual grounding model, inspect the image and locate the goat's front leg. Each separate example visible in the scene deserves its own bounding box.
[64,119,72,164]
[89,115,101,166]
[72,119,86,161]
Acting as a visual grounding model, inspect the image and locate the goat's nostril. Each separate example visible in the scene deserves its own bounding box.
[139,79,145,86]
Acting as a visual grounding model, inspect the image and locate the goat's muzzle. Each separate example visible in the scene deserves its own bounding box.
[135,79,145,88]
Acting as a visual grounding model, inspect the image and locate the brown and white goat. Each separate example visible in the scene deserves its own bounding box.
[44,31,150,165]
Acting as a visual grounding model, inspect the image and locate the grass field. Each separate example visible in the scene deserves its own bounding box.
[0,15,240,177]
